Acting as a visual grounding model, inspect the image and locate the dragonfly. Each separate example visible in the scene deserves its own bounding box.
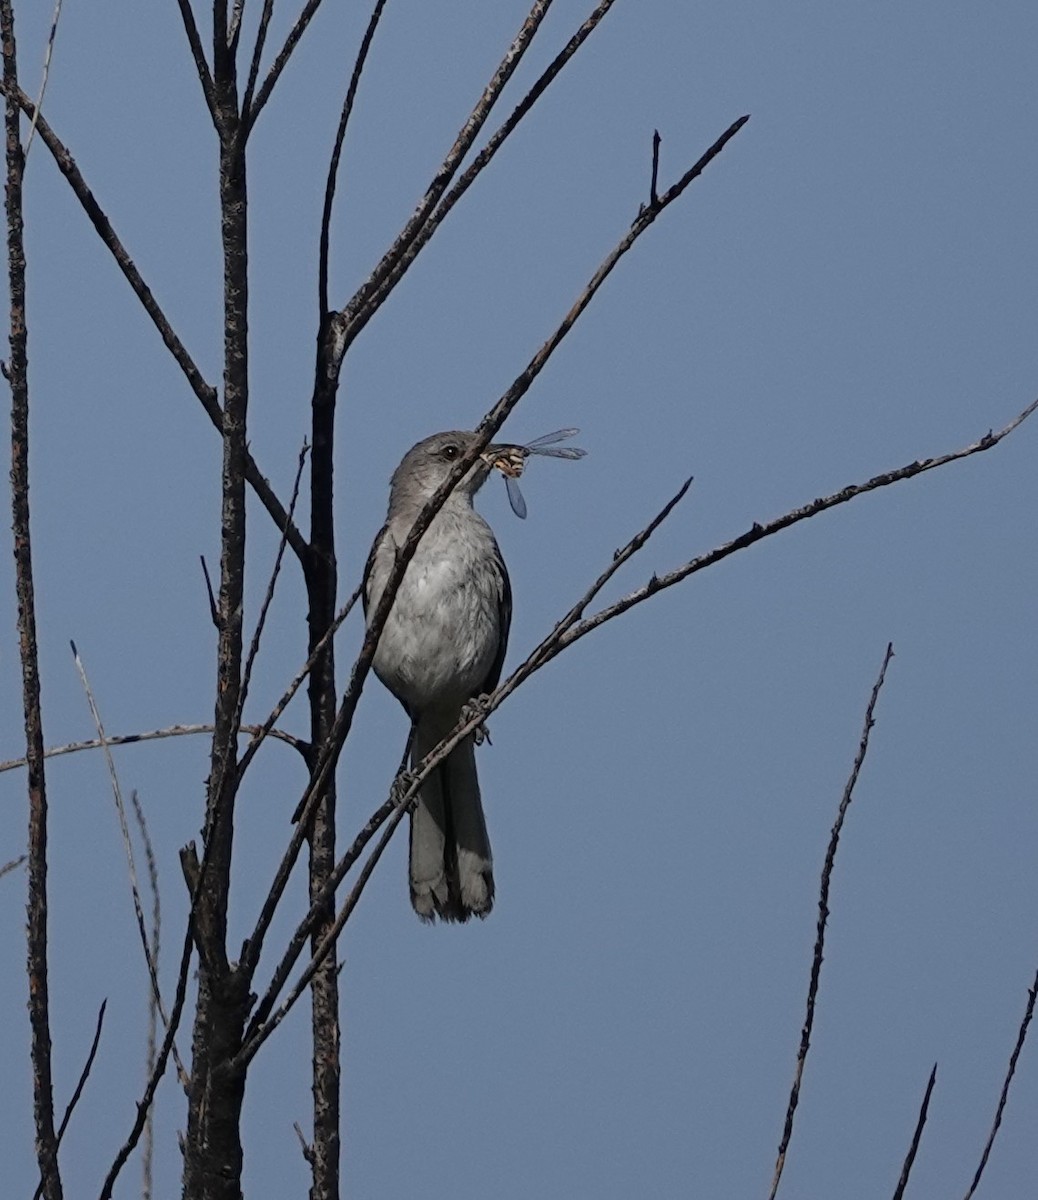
[482,428,587,519]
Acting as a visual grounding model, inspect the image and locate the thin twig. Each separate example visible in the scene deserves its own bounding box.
[962,966,1038,1200]
[237,582,362,780]
[293,1121,316,1165]
[317,0,390,317]
[31,1000,108,1200]
[131,792,164,1199]
[0,853,26,879]
[556,398,1038,660]
[99,919,195,1200]
[237,789,410,1068]
[891,1064,938,1200]
[69,645,189,1086]
[235,442,309,735]
[649,128,661,206]
[71,640,164,978]
[31,1003,108,1200]
[247,0,328,129]
[56,1000,107,1144]
[242,0,275,119]
[769,643,895,1200]
[200,554,220,629]
[0,721,309,775]
[173,0,218,120]
[23,0,61,158]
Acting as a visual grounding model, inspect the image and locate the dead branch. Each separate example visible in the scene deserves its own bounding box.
[0,81,308,560]
[3,4,61,1193]
[234,442,310,740]
[69,643,188,1083]
[338,0,622,353]
[22,0,60,158]
[246,0,330,129]
[0,721,309,775]
[31,1000,107,1200]
[769,643,895,1199]
[0,852,26,879]
[245,390,1036,1049]
[317,0,390,316]
[891,1064,938,1200]
[962,966,1038,1200]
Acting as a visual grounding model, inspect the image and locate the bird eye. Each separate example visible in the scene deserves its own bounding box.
[441,444,459,461]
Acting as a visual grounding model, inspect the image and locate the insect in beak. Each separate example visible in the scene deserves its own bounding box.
[481,429,587,520]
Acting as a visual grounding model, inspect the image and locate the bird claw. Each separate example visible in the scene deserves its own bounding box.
[390,769,417,804]
[461,697,493,746]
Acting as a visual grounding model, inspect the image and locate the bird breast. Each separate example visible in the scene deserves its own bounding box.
[371,512,504,713]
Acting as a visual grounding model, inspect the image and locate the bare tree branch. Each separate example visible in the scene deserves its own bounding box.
[237,790,408,1068]
[99,921,195,1200]
[891,1064,938,1200]
[246,0,328,130]
[234,441,309,740]
[31,1001,107,1200]
[69,643,188,1084]
[649,128,661,206]
[336,0,560,345]
[245,477,695,1036]
[962,966,1038,1200]
[0,721,309,775]
[131,792,162,1199]
[769,643,895,1200]
[554,397,1038,657]
[237,582,363,779]
[174,0,218,120]
[1,852,26,878]
[317,0,390,317]
[0,82,309,561]
[178,51,255,1192]
[241,0,275,118]
[246,391,1036,1051]
[274,113,749,923]
[3,5,62,1194]
[342,0,622,347]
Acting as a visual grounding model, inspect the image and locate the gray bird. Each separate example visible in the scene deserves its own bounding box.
[364,431,511,922]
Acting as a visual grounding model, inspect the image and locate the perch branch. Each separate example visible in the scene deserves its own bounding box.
[245,391,1035,1050]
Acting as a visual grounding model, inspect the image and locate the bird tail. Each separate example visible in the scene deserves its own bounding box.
[409,718,494,922]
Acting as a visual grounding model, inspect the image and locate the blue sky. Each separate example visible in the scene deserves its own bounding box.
[2,2,1036,1196]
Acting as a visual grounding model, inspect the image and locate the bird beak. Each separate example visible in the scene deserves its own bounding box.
[480,445,526,479]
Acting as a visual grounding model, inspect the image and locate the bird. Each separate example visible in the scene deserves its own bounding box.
[363,431,511,922]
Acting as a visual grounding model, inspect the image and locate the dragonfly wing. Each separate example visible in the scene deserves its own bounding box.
[505,474,527,519]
